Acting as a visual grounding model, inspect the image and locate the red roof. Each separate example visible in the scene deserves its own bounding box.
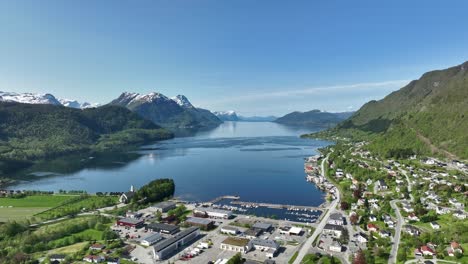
[367,223,378,230]
[421,246,435,254]
[451,241,460,249]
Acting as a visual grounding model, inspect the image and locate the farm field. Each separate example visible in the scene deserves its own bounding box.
[0,195,77,222]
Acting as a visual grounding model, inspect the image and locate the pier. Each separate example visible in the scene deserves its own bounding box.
[206,195,240,204]
[230,200,324,212]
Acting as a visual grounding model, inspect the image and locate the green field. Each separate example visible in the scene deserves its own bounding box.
[0,195,75,208]
[0,195,76,222]
[0,207,46,222]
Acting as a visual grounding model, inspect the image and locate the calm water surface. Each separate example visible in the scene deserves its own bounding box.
[11,122,330,206]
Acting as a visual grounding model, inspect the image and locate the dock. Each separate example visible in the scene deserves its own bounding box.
[206,195,240,204]
[230,200,324,212]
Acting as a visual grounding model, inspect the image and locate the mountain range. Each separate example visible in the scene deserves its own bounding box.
[109,92,222,129]
[307,61,468,160]
[0,91,99,109]
[213,111,277,122]
[274,110,354,127]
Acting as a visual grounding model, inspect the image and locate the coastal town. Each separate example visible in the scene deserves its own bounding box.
[0,139,466,264]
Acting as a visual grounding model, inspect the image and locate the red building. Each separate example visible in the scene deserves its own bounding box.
[117,218,144,228]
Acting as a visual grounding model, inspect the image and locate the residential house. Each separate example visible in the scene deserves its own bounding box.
[430,222,441,230]
[354,232,368,243]
[83,255,104,263]
[407,213,419,221]
[377,180,388,190]
[453,210,466,220]
[367,223,378,232]
[379,230,391,238]
[404,225,420,236]
[447,241,463,257]
[323,224,344,238]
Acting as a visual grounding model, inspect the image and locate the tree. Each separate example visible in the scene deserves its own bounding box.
[353,250,366,264]
[340,201,350,210]
[227,253,243,264]
[350,213,359,225]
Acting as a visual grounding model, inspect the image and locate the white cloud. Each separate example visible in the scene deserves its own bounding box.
[206,79,410,105]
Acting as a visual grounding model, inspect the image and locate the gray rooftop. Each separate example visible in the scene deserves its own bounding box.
[250,238,279,249]
[152,201,176,209]
[142,233,164,244]
[118,217,144,225]
[186,217,213,225]
[329,213,343,220]
[153,227,199,252]
[146,223,179,232]
[323,224,344,231]
[252,222,272,230]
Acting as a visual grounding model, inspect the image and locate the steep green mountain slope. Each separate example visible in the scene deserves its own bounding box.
[306,61,468,159]
[274,110,353,127]
[0,102,173,174]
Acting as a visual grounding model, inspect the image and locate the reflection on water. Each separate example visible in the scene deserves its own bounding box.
[10,122,330,206]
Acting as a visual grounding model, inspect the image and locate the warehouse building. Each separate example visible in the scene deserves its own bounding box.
[185,217,215,230]
[220,237,252,253]
[152,227,200,260]
[116,218,144,228]
[141,233,164,246]
[145,223,180,235]
[193,207,233,219]
[221,226,239,235]
[152,201,177,213]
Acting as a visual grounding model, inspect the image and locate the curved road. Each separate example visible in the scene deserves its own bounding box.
[293,154,342,264]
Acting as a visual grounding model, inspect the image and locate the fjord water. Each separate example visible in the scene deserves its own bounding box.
[12,122,330,206]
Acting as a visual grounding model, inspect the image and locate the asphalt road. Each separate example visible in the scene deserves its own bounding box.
[293,155,341,264]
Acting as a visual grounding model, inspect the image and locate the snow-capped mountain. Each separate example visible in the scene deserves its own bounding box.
[59,99,100,109]
[0,91,99,109]
[171,95,194,108]
[110,92,221,128]
[0,91,62,105]
[213,110,239,121]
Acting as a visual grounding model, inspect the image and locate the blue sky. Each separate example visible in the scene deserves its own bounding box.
[1,1,467,116]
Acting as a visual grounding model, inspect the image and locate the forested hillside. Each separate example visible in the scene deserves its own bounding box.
[0,102,173,175]
[306,61,468,160]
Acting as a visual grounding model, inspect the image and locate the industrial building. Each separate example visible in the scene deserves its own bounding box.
[152,201,177,212]
[145,223,180,235]
[185,217,215,230]
[220,237,252,253]
[193,207,233,219]
[152,227,200,260]
[116,218,144,228]
[140,233,164,246]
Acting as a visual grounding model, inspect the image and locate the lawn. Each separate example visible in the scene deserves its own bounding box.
[0,207,46,222]
[301,254,341,264]
[0,195,75,207]
[47,242,88,254]
[0,195,76,222]
[288,251,299,264]
[36,195,119,220]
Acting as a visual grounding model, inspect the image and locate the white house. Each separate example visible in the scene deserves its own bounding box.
[430,222,441,229]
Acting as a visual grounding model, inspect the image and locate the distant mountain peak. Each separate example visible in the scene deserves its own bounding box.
[212,110,239,121]
[0,91,61,105]
[171,95,194,108]
[0,91,99,109]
